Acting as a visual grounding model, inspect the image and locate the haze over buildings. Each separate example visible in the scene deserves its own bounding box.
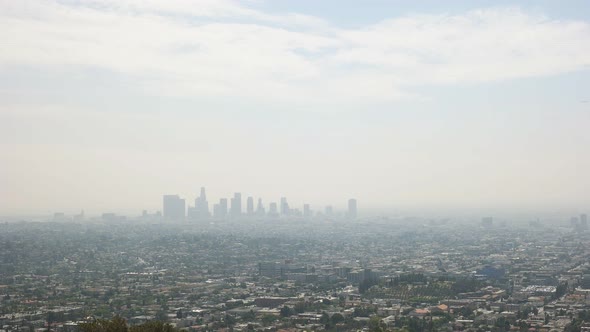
[1,1,590,216]
[3,2,590,331]
[161,187,359,222]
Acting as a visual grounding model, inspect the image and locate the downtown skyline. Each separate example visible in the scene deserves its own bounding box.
[162,187,358,221]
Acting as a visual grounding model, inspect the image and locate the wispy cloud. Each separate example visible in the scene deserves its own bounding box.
[1,1,589,104]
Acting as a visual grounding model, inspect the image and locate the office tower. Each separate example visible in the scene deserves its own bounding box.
[303,204,311,218]
[220,198,228,216]
[214,198,228,219]
[53,212,66,222]
[325,205,333,216]
[230,192,242,217]
[247,196,254,215]
[571,216,579,228]
[256,198,266,216]
[482,217,494,227]
[280,197,289,215]
[101,212,117,222]
[194,187,210,219]
[73,210,85,222]
[347,198,357,219]
[187,206,196,219]
[269,202,278,217]
[581,214,588,229]
[163,195,185,221]
[212,204,219,218]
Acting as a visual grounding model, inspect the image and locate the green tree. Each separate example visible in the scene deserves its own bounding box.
[280,306,292,317]
[79,316,128,332]
[331,313,344,325]
[294,302,306,313]
[154,311,168,322]
[129,321,176,332]
[242,310,256,321]
[368,316,385,332]
[260,314,277,326]
[224,314,236,327]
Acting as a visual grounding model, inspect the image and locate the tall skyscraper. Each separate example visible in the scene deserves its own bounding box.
[581,214,588,229]
[220,198,228,216]
[303,204,312,218]
[256,198,266,216]
[230,192,242,217]
[214,198,228,219]
[194,187,210,219]
[269,202,278,217]
[325,205,333,216]
[247,196,254,215]
[280,197,289,215]
[163,195,185,221]
[347,199,357,219]
[482,217,494,227]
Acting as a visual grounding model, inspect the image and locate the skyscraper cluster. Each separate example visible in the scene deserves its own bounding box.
[162,188,358,222]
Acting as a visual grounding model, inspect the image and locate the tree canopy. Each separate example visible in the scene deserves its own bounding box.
[79,317,178,332]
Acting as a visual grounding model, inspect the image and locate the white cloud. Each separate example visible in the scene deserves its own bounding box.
[334,8,590,85]
[0,1,589,103]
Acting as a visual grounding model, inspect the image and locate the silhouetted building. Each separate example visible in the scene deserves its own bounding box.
[193,187,209,219]
[163,195,185,221]
[482,217,493,227]
[348,198,357,219]
[581,214,588,229]
[256,198,265,216]
[73,210,85,222]
[280,197,289,215]
[230,193,242,217]
[247,196,254,215]
[303,204,311,218]
[325,205,333,216]
[269,202,278,217]
[213,198,228,219]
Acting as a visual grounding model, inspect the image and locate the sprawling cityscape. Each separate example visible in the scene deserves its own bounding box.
[3,1,590,332]
[2,203,590,332]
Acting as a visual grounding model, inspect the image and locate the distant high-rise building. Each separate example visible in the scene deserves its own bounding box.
[325,205,333,216]
[247,196,254,215]
[73,210,85,222]
[269,202,278,217]
[581,214,588,229]
[303,204,311,218]
[482,217,493,227]
[348,199,357,219]
[163,195,185,221]
[220,198,228,214]
[193,187,209,219]
[195,187,209,218]
[230,193,242,217]
[280,197,289,215]
[214,198,228,219]
[256,198,265,216]
[571,216,579,228]
[53,212,66,222]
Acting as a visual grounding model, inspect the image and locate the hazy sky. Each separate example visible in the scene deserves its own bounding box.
[1,0,590,216]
